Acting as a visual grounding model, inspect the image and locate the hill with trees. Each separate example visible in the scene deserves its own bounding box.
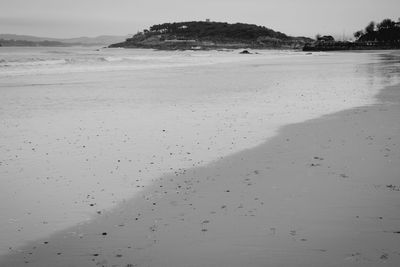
[109,21,312,50]
[304,17,400,51]
[354,18,400,43]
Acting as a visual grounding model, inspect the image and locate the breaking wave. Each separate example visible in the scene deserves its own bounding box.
[0,47,310,77]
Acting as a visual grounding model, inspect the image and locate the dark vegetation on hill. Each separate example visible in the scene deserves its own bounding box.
[304,17,400,51]
[110,21,312,50]
[147,21,288,40]
[354,18,400,43]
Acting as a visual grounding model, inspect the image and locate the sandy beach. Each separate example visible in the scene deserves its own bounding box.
[2,0,400,265]
[1,77,400,266]
[0,49,399,266]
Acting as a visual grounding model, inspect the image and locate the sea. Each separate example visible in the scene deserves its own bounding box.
[1,46,399,255]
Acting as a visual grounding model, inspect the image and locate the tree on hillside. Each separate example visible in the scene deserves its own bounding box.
[377,19,395,30]
[365,21,375,34]
[354,18,400,43]
[354,30,363,39]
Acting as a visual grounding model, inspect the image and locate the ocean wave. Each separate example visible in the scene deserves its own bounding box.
[0,58,68,67]
[0,48,310,77]
[0,55,180,68]
[101,55,175,62]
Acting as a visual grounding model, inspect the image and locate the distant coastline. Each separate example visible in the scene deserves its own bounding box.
[0,34,129,47]
[3,18,399,51]
[0,39,69,47]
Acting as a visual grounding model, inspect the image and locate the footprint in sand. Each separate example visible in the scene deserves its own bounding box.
[344,252,370,262]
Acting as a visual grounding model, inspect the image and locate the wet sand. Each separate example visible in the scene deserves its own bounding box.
[1,82,399,266]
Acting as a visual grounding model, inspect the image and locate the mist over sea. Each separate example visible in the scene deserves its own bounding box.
[1,47,399,255]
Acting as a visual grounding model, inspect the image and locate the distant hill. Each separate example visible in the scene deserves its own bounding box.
[109,21,312,50]
[60,35,131,45]
[0,39,67,47]
[0,34,130,47]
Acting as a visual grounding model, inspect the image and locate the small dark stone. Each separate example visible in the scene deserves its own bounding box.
[239,50,251,54]
[380,253,389,260]
[102,232,107,236]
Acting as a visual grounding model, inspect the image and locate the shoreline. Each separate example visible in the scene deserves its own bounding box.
[303,42,400,52]
[1,49,390,259]
[1,82,399,266]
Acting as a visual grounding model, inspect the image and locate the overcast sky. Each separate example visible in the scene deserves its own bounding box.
[0,0,399,38]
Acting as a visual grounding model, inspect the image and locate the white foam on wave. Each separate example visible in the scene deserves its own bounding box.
[0,47,332,78]
[0,58,68,67]
[101,55,175,62]
[0,49,259,76]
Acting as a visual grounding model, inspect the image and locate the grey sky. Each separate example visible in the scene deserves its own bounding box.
[0,0,399,38]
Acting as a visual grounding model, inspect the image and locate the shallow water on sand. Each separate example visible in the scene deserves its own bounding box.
[0,47,399,255]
